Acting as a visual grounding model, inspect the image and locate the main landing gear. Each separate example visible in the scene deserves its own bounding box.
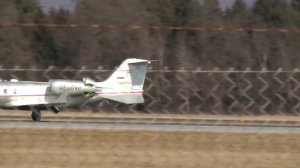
[31,106,60,122]
[31,109,41,122]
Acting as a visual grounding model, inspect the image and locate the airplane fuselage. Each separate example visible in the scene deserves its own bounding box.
[0,81,84,107]
[0,81,144,108]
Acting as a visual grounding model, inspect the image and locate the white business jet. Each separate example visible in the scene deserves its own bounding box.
[0,58,150,121]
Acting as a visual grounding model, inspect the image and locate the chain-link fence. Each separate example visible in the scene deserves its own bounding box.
[0,67,299,168]
[2,67,300,114]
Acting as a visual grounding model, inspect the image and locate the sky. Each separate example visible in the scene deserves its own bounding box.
[220,0,256,9]
[39,0,257,12]
[39,0,77,12]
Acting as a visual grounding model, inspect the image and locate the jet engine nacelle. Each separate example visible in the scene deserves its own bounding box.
[50,80,95,95]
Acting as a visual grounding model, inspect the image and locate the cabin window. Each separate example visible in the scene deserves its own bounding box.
[3,89,7,94]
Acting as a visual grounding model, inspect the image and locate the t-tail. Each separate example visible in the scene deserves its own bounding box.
[95,58,150,104]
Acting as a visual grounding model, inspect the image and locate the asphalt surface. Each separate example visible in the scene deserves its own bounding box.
[0,120,300,133]
[0,110,300,133]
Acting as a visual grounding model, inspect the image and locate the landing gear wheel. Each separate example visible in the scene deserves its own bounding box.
[31,110,41,122]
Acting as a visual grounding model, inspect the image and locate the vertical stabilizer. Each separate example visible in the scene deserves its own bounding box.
[96,58,149,104]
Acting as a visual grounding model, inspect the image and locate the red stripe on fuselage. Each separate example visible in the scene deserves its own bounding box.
[96,91,143,96]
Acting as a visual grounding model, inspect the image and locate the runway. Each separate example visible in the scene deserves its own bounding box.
[0,110,300,133]
[0,120,299,133]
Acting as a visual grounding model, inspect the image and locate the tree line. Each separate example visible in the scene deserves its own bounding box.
[0,0,300,70]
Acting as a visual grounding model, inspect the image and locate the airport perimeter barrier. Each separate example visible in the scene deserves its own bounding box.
[0,66,300,115]
[0,66,300,168]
